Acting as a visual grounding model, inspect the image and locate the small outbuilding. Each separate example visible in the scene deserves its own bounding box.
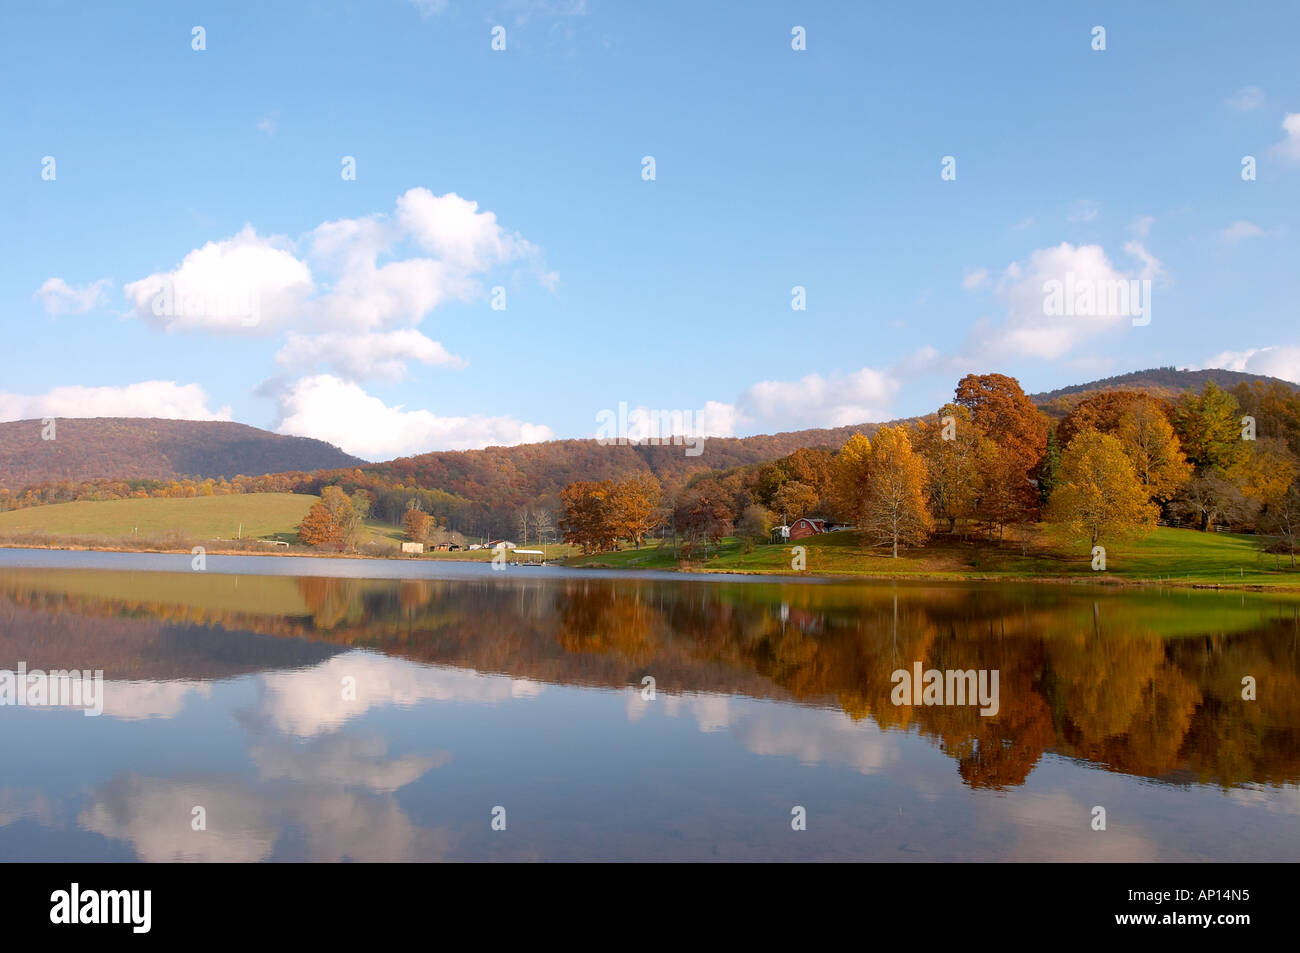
[401,542,425,554]
[788,517,827,540]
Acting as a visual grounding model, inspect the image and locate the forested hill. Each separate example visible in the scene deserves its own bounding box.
[0,418,363,489]
[359,367,1299,507]
[3,367,1295,509]
[1029,367,1293,407]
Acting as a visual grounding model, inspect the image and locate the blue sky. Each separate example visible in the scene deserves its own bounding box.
[2,1,1298,460]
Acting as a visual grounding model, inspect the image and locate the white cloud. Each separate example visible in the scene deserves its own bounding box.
[397,188,533,272]
[1271,113,1300,163]
[272,375,553,459]
[256,111,279,135]
[254,652,545,737]
[1129,215,1155,238]
[1227,85,1266,111]
[735,367,899,431]
[962,268,990,291]
[276,329,466,382]
[121,188,556,385]
[34,277,112,315]
[959,242,1165,363]
[1203,346,1300,384]
[300,189,552,342]
[1220,220,1265,243]
[1123,239,1166,281]
[694,400,738,438]
[0,381,231,422]
[122,225,314,331]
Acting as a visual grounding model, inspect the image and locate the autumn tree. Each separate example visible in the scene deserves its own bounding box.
[609,472,662,548]
[559,480,618,554]
[298,485,364,550]
[830,432,873,523]
[914,404,983,535]
[672,478,734,558]
[848,425,932,558]
[1057,390,1150,448]
[772,480,819,523]
[1174,381,1248,474]
[955,373,1049,534]
[1045,430,1158,547]
[954,373,1050,479]
[403,504,433,543]
[1113,398,1192,506]
[975,441,1040,541]
[756,448,835,511]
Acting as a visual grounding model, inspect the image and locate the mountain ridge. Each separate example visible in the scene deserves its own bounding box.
[2,368,1294,500]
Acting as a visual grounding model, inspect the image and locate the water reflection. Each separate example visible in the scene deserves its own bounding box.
[1,566,1298,861]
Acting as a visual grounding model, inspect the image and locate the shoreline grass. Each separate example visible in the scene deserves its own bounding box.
[1,495,1296,590]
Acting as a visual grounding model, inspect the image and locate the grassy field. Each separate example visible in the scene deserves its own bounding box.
[0,493,317,541]
[562,526,1300,588]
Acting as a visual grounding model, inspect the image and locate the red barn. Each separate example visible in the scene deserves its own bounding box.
[788,517,826,540]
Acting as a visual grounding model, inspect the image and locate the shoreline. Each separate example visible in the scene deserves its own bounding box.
[2,539,1295,592]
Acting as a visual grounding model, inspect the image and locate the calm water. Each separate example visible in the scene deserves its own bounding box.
[0,548,1297,862]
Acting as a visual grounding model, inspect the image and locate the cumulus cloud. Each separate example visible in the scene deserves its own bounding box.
[1203,346,1300,384]
[272,375,553,459]
[397,188,533,271]
[122,188,553,355]
[734,367,899,431]
[110,189,558,441]
[34,277,112,315]
[0,381,231,423]
[276,329,466,382]
[962,268,990,291]
[958,241,1165,363]
[123,225,313,331]
[1272,113,1300,163]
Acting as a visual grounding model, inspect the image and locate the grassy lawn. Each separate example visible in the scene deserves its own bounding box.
[562,526,1300,587]
[0,493,316,542]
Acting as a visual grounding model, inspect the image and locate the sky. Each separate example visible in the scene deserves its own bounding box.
[2,0,1298,461]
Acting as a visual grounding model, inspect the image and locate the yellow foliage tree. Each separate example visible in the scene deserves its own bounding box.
[842,426,932,558]
[1045,430,1158,548]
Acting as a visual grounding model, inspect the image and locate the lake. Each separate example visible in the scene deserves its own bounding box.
[0,548,1297,861]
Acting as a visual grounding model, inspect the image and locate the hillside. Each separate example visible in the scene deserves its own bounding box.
[4,368,1296,532]
[362,367,1299,517]
[1028,366,1294,408]
[0,492,317,541]
[0,418,363,489]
